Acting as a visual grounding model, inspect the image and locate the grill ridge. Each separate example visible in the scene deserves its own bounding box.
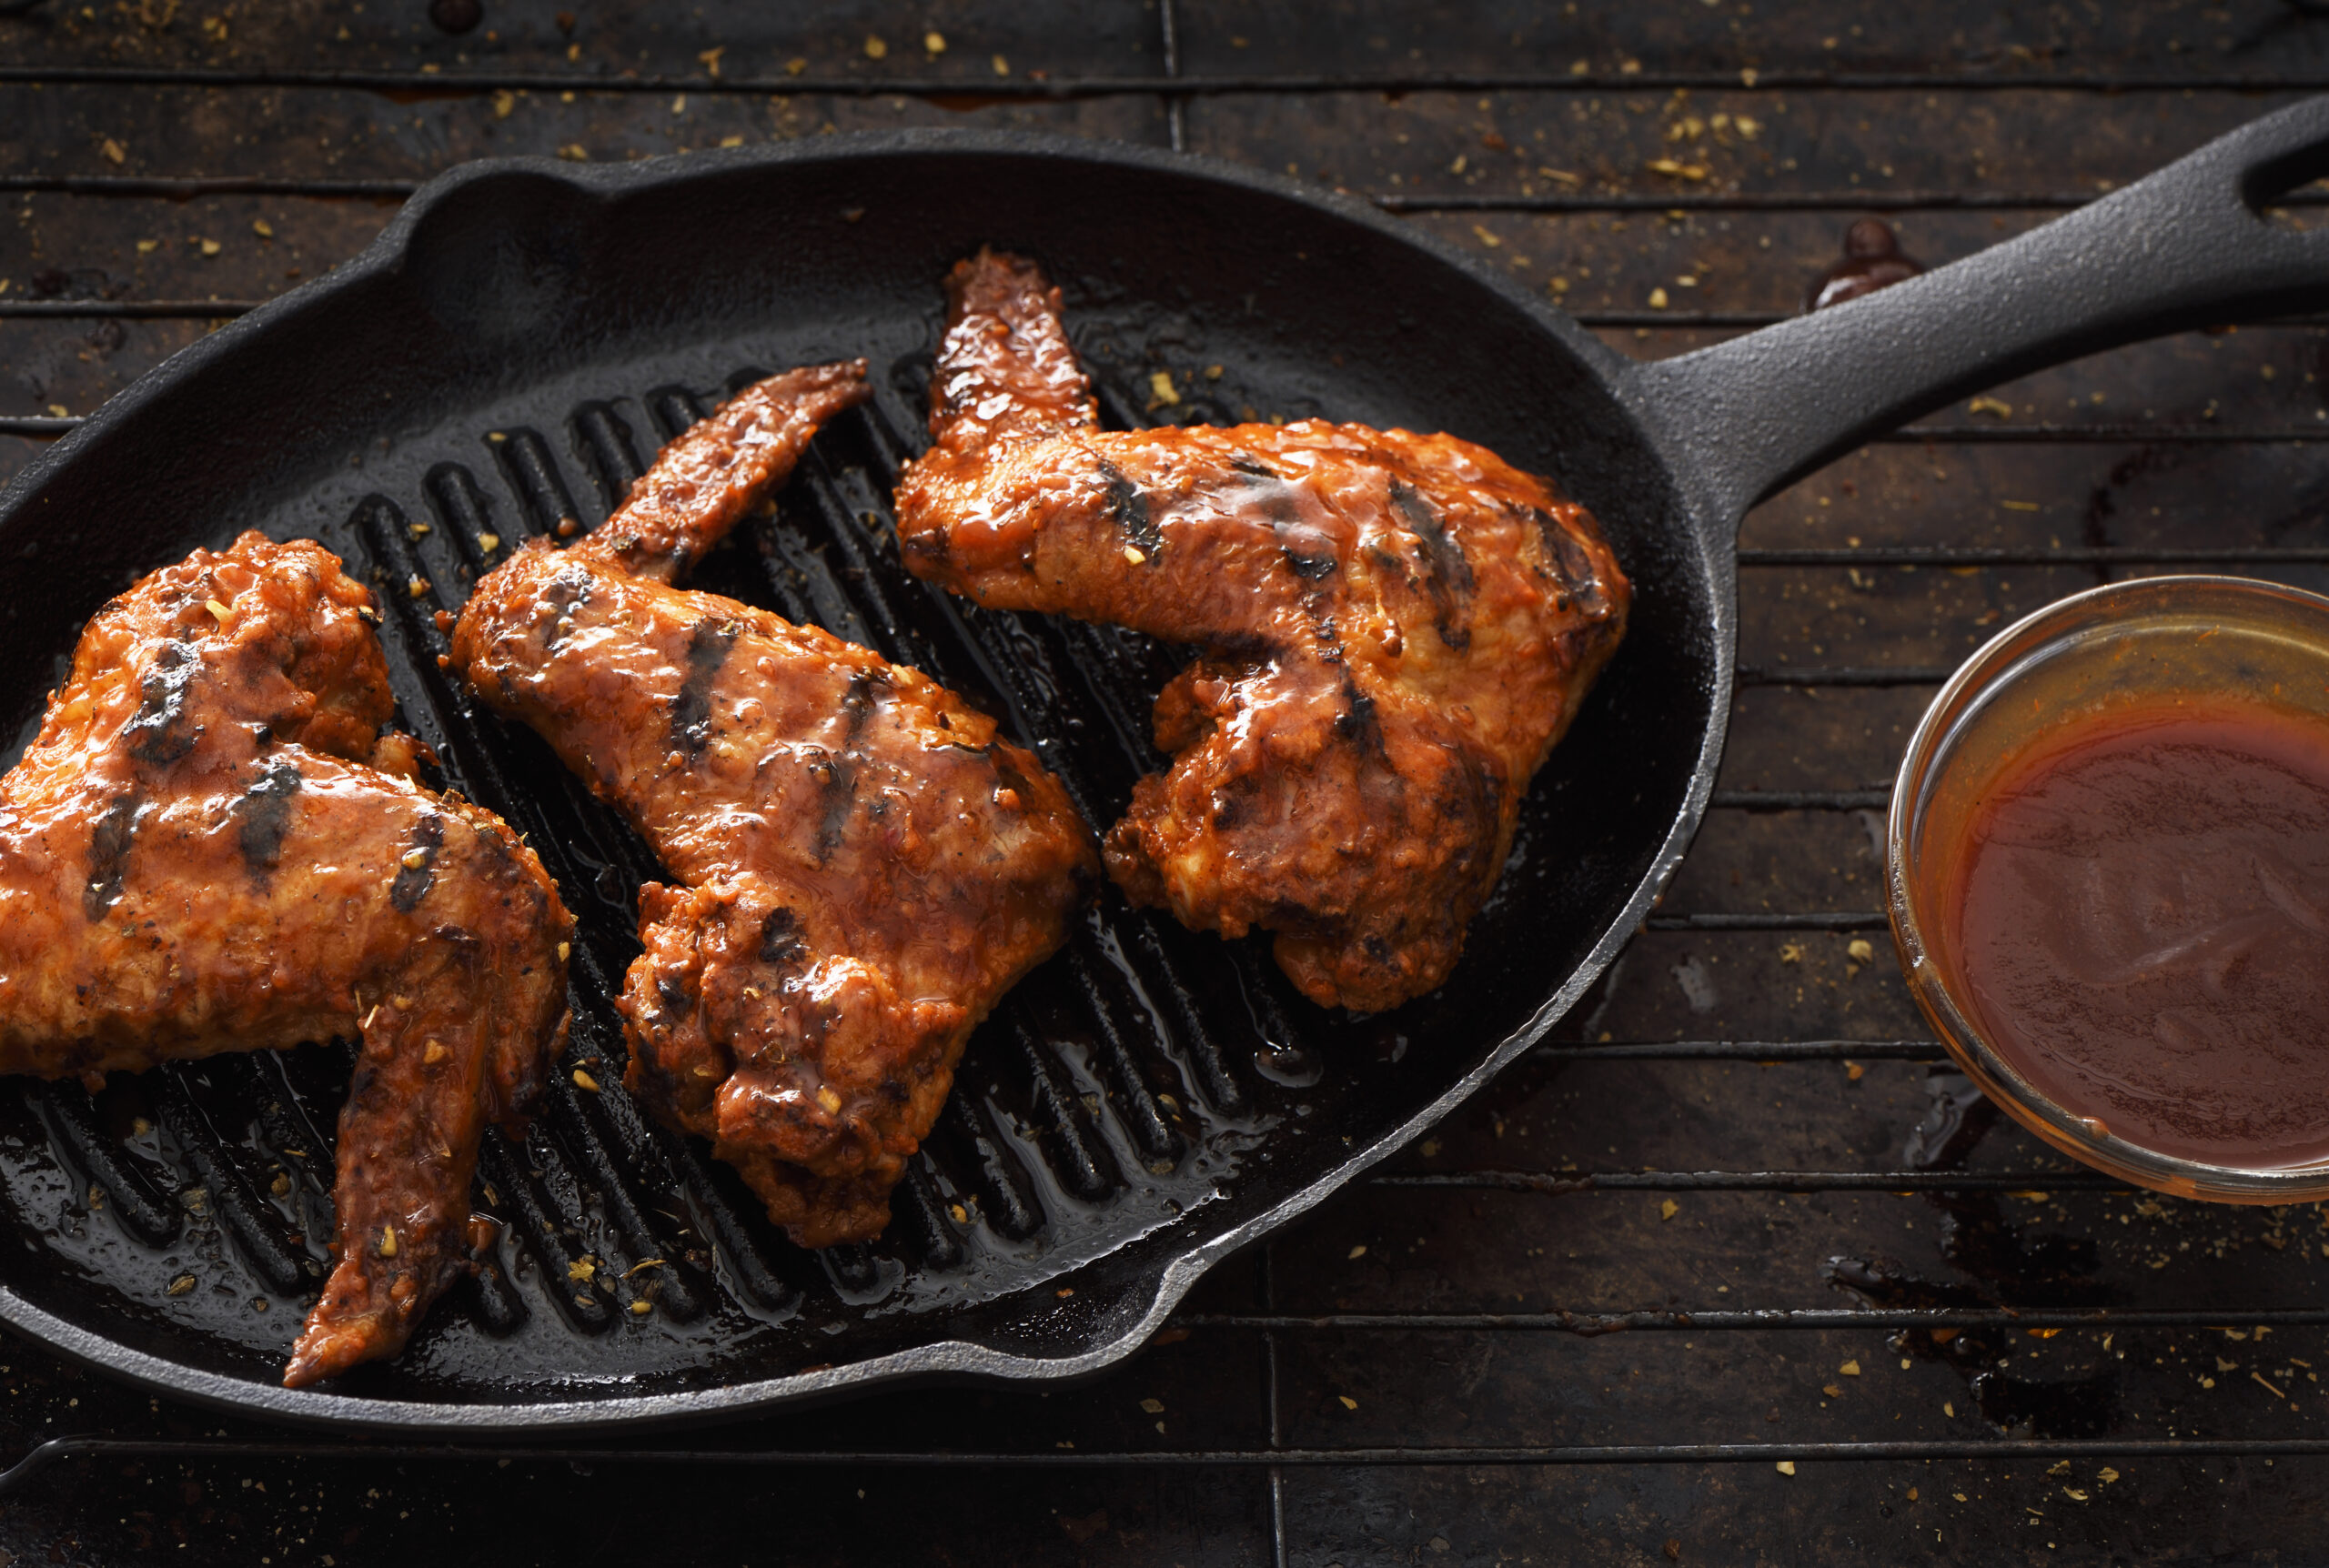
[149,1065,317,1297]
[478,1131,613,1334]
[27,1081,182,1248]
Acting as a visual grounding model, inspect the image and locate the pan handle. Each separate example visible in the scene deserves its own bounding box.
[1626,94,2329,533]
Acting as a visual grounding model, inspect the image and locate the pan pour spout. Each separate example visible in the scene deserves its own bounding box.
[451,361,1098,1248]
[895,249,1631,1011]
[0,532,574,1388]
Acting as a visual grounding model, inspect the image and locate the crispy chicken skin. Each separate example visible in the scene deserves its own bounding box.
[452,362,1098,1248]
[0,532,573,1387]
[895,249,1630,1011]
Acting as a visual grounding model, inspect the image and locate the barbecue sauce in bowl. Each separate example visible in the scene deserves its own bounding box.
[1949,699,2329,1168]
[1890,576,2329,1200]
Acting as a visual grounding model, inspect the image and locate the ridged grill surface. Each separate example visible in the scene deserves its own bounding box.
[0,365,1346,1397]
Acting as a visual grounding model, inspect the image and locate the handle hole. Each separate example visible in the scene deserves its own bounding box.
[2242,146,2329,232]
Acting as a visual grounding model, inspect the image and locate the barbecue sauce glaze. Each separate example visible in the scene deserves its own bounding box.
[1949,698,2329,1166]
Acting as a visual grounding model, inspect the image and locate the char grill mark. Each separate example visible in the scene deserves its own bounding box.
[1095,457,1160,556]
[811,670,881,862]
[389,812,445,912]
[234,759,304,879]
[758,906,806,970]
[669,618,740,759]
[1533,507,1608,616]
[538,565,592,654]
[124,639,199,765]
[82,789,146,921]
[1390,479,1475,650]
[1283,548,1337,579]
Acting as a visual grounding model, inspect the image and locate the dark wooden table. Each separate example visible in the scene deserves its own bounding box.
[7,3,2329,1563]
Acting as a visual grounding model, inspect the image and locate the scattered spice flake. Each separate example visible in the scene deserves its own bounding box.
[697,45,723,76]
[2063,1488,2090,1502]
[1648,287,1669,308]
[1348,1244,1367,1260]
[923,30,945,53]
[1139,1397,1164,1413]
[992,54,1009,75]
[2097,1467,2119,1484]
[950,1203,970,1223]
[1778,941,1803,964]
[623,1258,665,1278]
[477,531,500,552]
[1846,938,1875,964]
[100,137,127,165]
[491,89,515,117]
[1338,1395,1358,1410]
[1646,158,1708,181]
[1845,1061,1865,1081]
[1659,1199,1679,1221]
[630,1300,652,1316]
[573,1067,601,1092]
[558,145,590,162]
[1839,1360,1860,1376]
[568,1257,596,1282]
[166,1274,196,1297]
[205,598,234,624]
[1148,370,1180,407]
[252,219,273,239]
[1943,1402,1955,1417]
[1821,1383,1843,1397]
[378,1224,398,1259]
[863,35,888,58]
[1056,1287,1074,1298]
[2253,1371,2289,1399]
[1775,1461,1796,1475]
[198,237,221,257]
[408,575,430,599]
[2001,500,2040,512]
[1472,225,1503,247]
[1968,395,2014,418]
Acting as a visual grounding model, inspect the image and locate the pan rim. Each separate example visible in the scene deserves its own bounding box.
[0,127,1736,1434]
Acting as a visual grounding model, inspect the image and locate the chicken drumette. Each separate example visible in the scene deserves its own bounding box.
[452,361,1097,1248]
[0,532,574,1387]
[894,250,1631,1012]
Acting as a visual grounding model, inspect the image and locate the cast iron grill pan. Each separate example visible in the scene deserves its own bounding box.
[0,136,1713,1430]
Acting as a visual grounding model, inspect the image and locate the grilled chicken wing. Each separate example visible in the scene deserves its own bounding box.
[0,532,574,1387]
[452,362,1097,1248]
[894,250,1630,1012]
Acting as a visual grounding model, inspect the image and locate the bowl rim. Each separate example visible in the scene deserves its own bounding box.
[1885,572,2329,1202]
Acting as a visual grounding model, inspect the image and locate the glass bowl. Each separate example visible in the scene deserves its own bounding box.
[1887,574,2329,1202]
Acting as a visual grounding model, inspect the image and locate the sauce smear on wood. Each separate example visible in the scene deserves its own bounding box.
[1951,698,2329,1167]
